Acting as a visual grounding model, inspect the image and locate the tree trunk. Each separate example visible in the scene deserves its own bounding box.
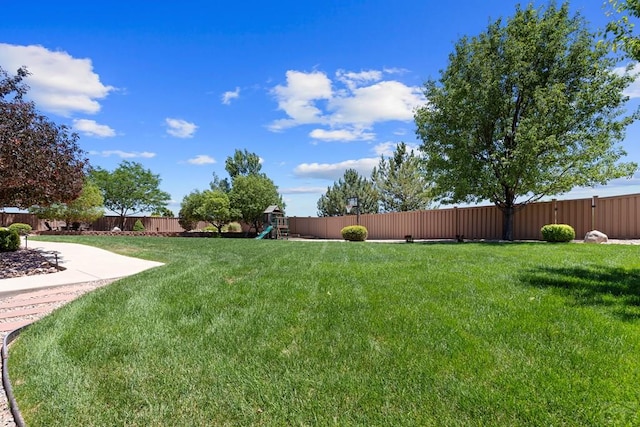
[502,206,515,241]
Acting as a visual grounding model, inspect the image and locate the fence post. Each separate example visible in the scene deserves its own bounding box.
[592,196,598,231]
[454,207,459,239]
[552,199,557,224]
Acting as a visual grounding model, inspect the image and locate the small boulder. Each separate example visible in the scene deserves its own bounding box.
[111,226,122,232]
[584,230,608,244]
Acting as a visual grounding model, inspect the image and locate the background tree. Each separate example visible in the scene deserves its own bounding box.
[197,190,237,234]
[90,161,171,229]
[371,143,433,212]
[415,3,638,240]
[30,180,104,229]
[225,148,262,179]
[229,174,284,232]
[151,207,175,217]
[317,169,379,217]
[0,66,88,208]
[209,172,231,193]
[606,0,640,60]
[178,190,205,231]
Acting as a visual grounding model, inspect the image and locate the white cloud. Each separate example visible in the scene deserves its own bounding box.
[0,43,114,116]
[72,119,116,137]
[268,68,426,140]
[280,186,328,194]
[336,69,382,90]
[89,150,156,158]
[293,158,379,180]
[222,87,240,104]
[615,63,640,98]
[329,81,425,125]
[187,155,216,165]
[269,70,333,131]
[165,118,197,138]
[309,128,375,142]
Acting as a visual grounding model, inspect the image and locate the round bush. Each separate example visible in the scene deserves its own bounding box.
[341,225,368,241]
[226,222,242,232]
[8,222,32,236]
[541,224,575,242]
[0,227,21,252]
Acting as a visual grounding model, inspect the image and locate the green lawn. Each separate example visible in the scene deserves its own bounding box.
[9,236,640,426]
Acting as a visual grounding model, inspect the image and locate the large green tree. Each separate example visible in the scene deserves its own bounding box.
[415,2,638,240]
[90,161,171,229]
[229,174,283,232]
[371,143,433,212]
[178,190,205,231]
[317,169,379,217]
[178,189,237,233]
[1,67,88,208]
[30,180,104,229]
[197,190,237,234]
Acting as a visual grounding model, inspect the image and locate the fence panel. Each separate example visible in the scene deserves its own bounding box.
[596,194,640,239]
[0,212,42,230]
[514,201,552,240]
[556,198,593,239]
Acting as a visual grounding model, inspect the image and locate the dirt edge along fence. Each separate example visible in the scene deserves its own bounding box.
[2,193,639,240]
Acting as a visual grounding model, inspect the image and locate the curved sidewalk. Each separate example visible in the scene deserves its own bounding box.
[0,240,164,296]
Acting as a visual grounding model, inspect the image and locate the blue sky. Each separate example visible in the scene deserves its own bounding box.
[2,1,640,217]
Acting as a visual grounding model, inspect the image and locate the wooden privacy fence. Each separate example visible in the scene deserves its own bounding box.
[288,194,640,240]
[2,193,640,239]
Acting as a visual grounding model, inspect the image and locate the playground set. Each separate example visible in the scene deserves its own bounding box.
[255,205,289,240]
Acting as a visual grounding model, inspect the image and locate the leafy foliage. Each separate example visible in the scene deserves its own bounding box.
[317,169,379,217]
[415,3,638,240]
[151,207,175,217]
[541,224,576,242]
[90,161,171,229]
[0,67,88,208]
[178,191,205,231]
[8,223,32,236]
[197,190,237,234]
[0,227,20,252]
[229,174,283,232]
[209,172,231,193]
[179,190,239,233]
[30,180,104,228]
[371,143,433,212]
[341,225,368,241]
[225,148,262,179]
[606,0,640,60]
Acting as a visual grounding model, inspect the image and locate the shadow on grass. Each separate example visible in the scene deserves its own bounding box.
[521,265,640,322]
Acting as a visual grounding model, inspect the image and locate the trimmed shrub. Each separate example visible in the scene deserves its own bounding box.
[203,225,217,232]
[8,223,32,236]
[133,219,145,232]
[541,224,575,242]
[341,225,368,242]
[0,227,20,252]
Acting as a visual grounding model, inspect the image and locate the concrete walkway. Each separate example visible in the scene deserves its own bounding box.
[0,240,164,295]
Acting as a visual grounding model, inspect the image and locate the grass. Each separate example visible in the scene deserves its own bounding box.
[8,236,640,426]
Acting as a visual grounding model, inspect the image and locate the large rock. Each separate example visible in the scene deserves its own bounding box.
[584,230,608,244]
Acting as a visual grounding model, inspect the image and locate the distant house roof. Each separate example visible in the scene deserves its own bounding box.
[264,205,281,214]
